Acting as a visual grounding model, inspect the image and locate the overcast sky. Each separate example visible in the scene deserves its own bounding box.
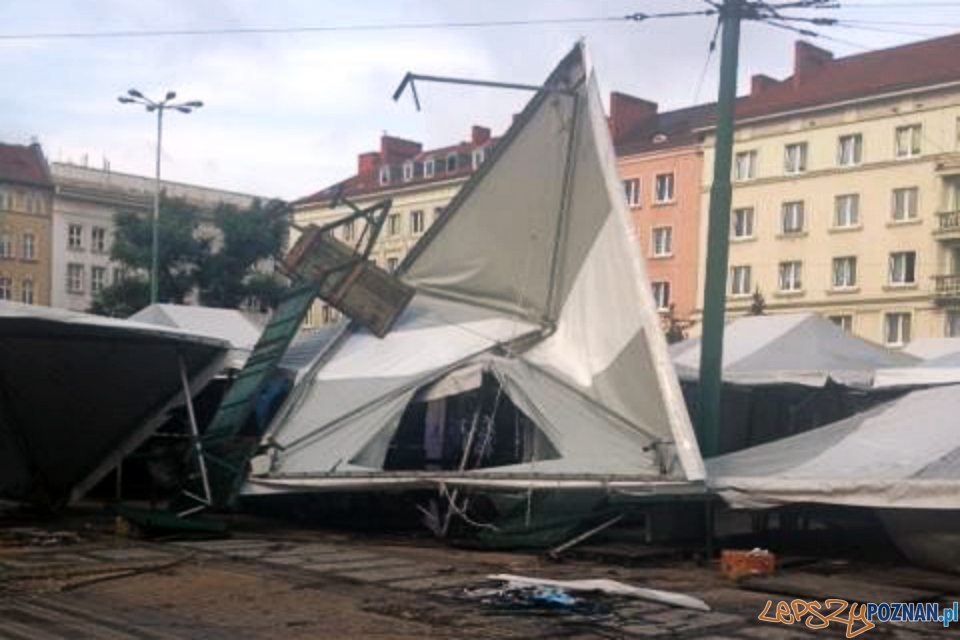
[1,1,956,200]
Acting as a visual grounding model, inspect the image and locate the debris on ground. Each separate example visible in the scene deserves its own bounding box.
[720,548,776,580]
[0,527,84,547]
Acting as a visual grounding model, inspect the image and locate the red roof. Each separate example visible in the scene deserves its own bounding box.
[0,143,52,188]
[736,33,960,121]
[614,103,716,156]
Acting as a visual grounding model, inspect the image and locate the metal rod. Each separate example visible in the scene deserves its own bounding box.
[548,514,624,560]
[697,0,742,459]
[393,72,552,104]
[179,355,212,506]
[151,107,163,304]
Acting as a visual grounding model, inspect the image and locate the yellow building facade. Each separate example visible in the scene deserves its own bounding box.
[697,37,960,347]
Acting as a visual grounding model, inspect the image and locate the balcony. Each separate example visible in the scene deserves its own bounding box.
[935,211,960,240]
[933,274,960,303]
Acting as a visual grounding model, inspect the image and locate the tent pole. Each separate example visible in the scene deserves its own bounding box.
[441,401,483,536]
[179,355,212,506]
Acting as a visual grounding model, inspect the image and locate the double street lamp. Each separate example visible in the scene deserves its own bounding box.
[118,89,203,304]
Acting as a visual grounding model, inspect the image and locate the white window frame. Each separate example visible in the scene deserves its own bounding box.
[68,224,83,250]
[623,178,640,207]
[892,187,919,222]
[379,165,391,186]
[731,207,755,239]
[23,232,35,260]
[734,150,757,181]
[834,194,860,228]
[0,276,10,300]
[832,256,857,290]
[829,314,853,332]
[885,312,912,346]
[472,147,485,170]
[91,226,107,254]
[424,157,435,178]
[654,173,675,204]
[91,266,106,294]
[402,160,414,182]
[837,134,863,167]
[67,263,84,293]
[410,210,425,235]
[895,124,922,159]
[651,226,673,257]
[730,265,751,296]
[888,251,917,285]
[784,142,808,174]
[778,260,803,292]
[20,279,33,305]
[0,233,13,259]
[651,281,671,311]
[387,213,401,236]
[781,201,805,234]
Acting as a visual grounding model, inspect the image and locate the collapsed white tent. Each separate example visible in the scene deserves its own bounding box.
[873,349,960,388]
[244,43,703,496]
[671,313,918,388]
[129,303,264,370]
[0,301,228,506]
[706,385,960,510]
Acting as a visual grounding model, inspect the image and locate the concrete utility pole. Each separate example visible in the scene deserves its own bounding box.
[696,0,743,458]
[118,90,203,304]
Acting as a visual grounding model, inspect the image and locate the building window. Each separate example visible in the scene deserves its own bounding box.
[892,187,919,222]
[20,279,33,305]
[91,226,107,254]
[424,157,435,178]
[832,256,857,289]
[651,281,670,311]
[651,226,673,257]
[388,213,401,236]
[22,233,35,260]
[885,312,912,346]
[0,276,10,300]
[888,251,916,285]
[91,266,106,294]
[734,150,757,181]
[67,263,84,293]
[947,310,960,337]
[837,134,863,166]
[321,305,333,324]
[434,206,444,221]
[834,194,860,228]
[784,142,808,174]
[379,165,391,186]
[68,224,83,249]
[342,220,355,242]
[0,233,13,259]
[623,178,640,207]
[731,207,755,239]
[387,256,399,273]
[410,210,425,235]
[472,147,485,170]
[895,124,922,159]
[446,153,458,173]
[781,201,805,234]
[829,314,853,332]
[402,160,414,182]
[654,173,675,203]
[778,260,803,292]
[730,265,751,296]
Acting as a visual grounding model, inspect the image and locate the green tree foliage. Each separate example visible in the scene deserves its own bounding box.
[90,194,289,317]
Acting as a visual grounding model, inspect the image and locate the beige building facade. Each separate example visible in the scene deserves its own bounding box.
[697,36,960,347]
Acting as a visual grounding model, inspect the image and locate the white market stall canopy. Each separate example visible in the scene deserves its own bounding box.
[873,349,960,388]
[902,337,960,360]
[130,303,264,370]
[0,301,228,506]
[244,42,703,496]
[670,313,918,388]
[706,385,960,510]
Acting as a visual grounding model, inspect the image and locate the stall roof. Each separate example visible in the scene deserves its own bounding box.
[670,313,918,388]
[707,385,960,510]
[902,337,960,360]
[0,301,228,506]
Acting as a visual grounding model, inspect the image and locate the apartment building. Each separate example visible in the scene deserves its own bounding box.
[612,93,713,327]
[0,142,54,306]
[50,161,260,312]
[698,35,960,346]
[292,125,495,327]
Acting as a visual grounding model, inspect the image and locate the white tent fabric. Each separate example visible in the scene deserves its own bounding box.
[246,43,703,494]
[874,349,960,388]
[903,337,960,360]
[706,385,960,510]
[0,301,228,505]
[129,303,263,369]
[670,313,918,388]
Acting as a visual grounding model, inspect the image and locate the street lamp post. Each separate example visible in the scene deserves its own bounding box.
[118,89,203,304]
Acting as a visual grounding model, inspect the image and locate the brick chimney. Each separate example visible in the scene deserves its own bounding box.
[380,135,422,165]
[357,151,380,176]
[793,41,833,89]
[471,125,491,146]
[608,92,658,144]
[751,74,779,96]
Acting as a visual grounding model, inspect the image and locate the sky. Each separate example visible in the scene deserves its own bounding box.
[2,0,958,200]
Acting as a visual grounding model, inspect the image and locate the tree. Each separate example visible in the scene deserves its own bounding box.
[90,194,289,317]
[749,287,767,316]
